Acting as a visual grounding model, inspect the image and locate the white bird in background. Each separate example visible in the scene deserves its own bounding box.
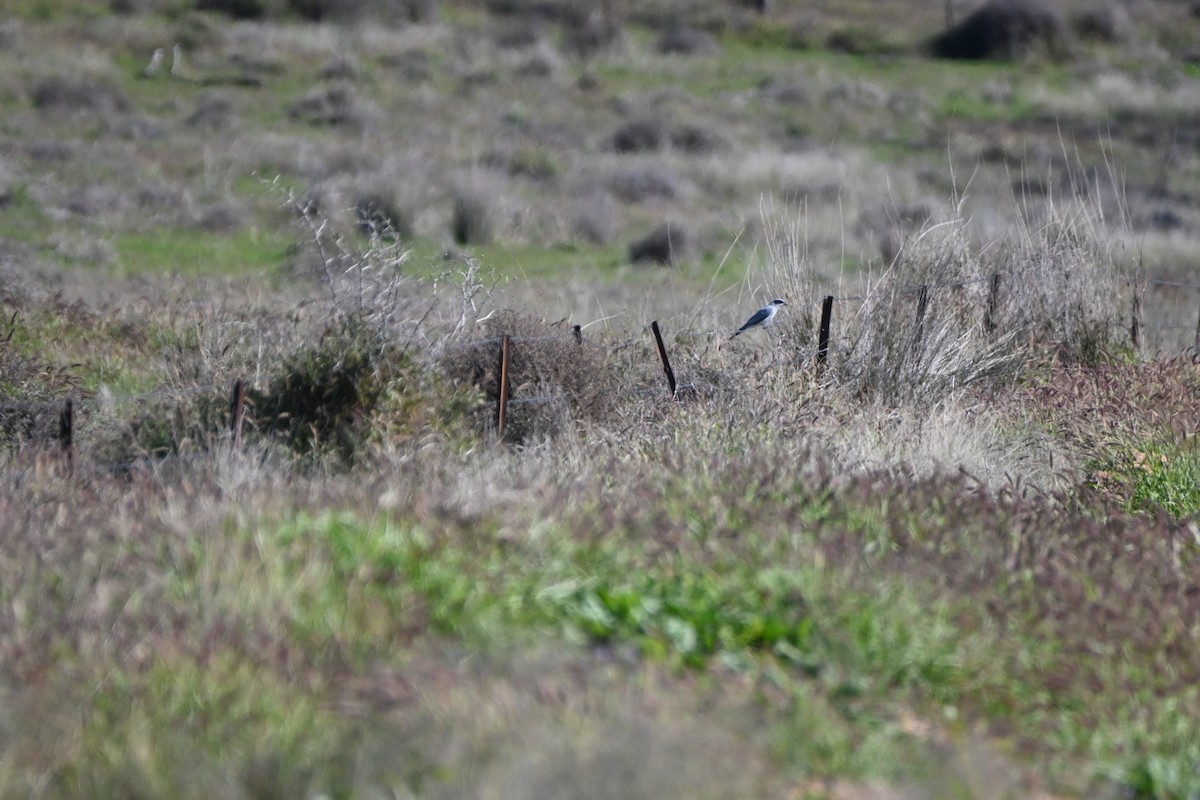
[143,47,164,78]
[170,42,183,79]
[729,298,788,340]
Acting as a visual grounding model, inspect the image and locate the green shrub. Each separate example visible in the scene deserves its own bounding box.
[250,317,474,464]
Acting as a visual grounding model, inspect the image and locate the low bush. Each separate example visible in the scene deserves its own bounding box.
[439,310,612,442]
[354,190,414,239]
[451,191,495,246]
[608,164,683,203]
[31,77,130,116]
[286,85,369,129]
[628,222,689,266]
[656,25,721,56]
[249,315,474,464]
[612,120,665,154]
[929,0,1069,60]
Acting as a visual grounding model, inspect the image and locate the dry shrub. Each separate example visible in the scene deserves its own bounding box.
[837,214,1021,405]
[355,189,414,239]
[31,77,130,116]
[0,356,63,448]
[999,199,1128,365]
[1072,3,1132,43]
[451,191,494,246]
[561,9,623,59]
[196,0,269,18]
[492,146,561,182]
[287,85,370,129]
[656,25,721,56]
[612,119,665,154]
[194,200,248,233]
[930,0,1069,60]
[439,310,611,442]
[286,0,405,21]
[185,91,239,131]
[571,189,618,245]
[628,222,689,266]
[669,121,728,154]
[486,0,588,25]
[608,163,683,203]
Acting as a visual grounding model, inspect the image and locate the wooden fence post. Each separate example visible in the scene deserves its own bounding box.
[229,378,246,448]
[816,295,834,372]
[59,398,73,472]
[572,324,582,345]
[1130,276,1144,351]
[649,321,677,398]
[1194,299,1200,354]
[984,272,1002,333]
[497,334,511,440]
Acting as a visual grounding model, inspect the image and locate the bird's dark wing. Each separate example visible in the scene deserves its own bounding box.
[737,307,770,332]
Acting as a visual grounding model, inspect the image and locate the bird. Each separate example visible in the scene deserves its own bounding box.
[170,42,183,79]
[729,298,788,339]
[142,47,164,78]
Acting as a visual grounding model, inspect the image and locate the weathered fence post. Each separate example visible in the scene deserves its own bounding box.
[229,378,246,448]
[1194,299,1200,354]
[816,295,834,372]
[1130,276,1144,351]
[59,397,73,472]
[572,324,582,345]
[984,272,1002,333]
[497,334,511,440]
[649,321,677,398]
[913,284,930,351]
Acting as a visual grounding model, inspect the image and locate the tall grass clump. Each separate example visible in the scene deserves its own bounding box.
[1001,196,1129,365]
[755,186,1129,409]
[837,207,1022,406]
[756,197,824,350]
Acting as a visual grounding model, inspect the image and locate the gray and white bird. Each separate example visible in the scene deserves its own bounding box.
[143,47,164,78]
[729,298,787,339]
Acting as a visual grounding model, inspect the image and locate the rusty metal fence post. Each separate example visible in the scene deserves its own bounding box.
[230,378,246,448]
[497,334,511,440]
[649,321,677,398]
[816,295,834,372]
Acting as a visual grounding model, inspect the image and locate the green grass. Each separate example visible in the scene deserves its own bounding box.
[110,226,293,277]
[0,184,51,246]
[190,507,980,783]
[208,486,1197,798]
[1128,445,1200,518]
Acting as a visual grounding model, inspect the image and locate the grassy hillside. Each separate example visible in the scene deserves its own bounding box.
[3,1,1200,798]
